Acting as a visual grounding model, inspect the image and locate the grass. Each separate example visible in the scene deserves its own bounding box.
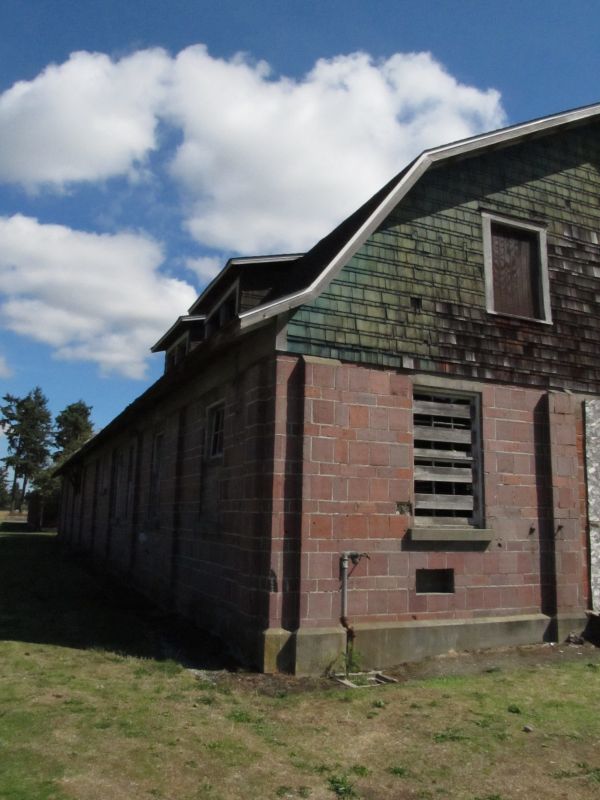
[1,530,600,799]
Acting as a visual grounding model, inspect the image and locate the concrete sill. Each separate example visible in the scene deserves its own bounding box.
[409,527,493,542]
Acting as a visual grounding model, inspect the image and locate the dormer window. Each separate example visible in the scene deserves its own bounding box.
[205,284,239,338]
[165,335,188,372]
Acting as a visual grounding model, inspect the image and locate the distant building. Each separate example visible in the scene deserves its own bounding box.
[59,103,600,674]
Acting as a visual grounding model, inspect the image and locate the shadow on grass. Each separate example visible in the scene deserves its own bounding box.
[0,531,239,671]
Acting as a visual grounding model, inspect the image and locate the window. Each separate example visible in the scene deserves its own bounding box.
[482,212,551,323]
[205,285,238,338]
[413,391,483,528]
[207,403,225,458]
[165,336,188,372]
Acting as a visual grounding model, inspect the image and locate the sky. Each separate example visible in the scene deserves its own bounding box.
[1,0,600,450]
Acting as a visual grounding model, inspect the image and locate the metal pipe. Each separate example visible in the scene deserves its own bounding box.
[339,551,370,654]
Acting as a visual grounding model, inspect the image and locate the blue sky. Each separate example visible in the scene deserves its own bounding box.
[0,0,599,449]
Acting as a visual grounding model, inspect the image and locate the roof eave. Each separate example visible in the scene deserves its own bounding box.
[150,315,205,353]
[187,253,304,315]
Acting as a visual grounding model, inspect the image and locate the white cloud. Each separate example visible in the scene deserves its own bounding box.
[184,255,223,283]
[0,49,170,188]
[0,46,505,254]
[0,353,12,378]
[164,48,505,253]
[0,215,196,378]
[0,47,506,377]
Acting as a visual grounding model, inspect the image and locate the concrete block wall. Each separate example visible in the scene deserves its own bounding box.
[59,334,280,667]
[271,356,589,641]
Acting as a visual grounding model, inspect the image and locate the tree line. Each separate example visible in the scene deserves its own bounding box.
[0,388,93,513]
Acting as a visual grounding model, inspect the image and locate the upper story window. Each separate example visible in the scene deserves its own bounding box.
[165,335,188,372]
[482,212,552,323]
[207,402,225,459]
[205,285,238,338]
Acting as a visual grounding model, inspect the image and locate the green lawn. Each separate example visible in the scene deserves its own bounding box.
[1,531,599,800]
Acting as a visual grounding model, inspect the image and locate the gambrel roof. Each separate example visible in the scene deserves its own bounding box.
[229,101,600,329]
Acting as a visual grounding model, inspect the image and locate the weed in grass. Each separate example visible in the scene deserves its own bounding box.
[157,659,184,676]
[388,765,407,777]
[199,694,215,705]
[553,762,600,783]
[365,711,377,719]
[473,795,505,800]
[298,788,311,798]
[327,774,357,797]
[433,728,468,743]
[276,786,294,797]
[350,764,370,777]
[507,704,521,714]
[227,708,253,723]
[372,699,385,709]
[339,693,354,703]
[92,719,112,730]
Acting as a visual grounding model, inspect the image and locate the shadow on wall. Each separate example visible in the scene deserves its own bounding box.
[533,395,558,640]
[0,531,238,670]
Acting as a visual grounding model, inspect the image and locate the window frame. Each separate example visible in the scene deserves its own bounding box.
[482,211,552,324]
[165,333,189,372]
[206,401,225,460]
[205,281,240,338]
[412,387,487,536]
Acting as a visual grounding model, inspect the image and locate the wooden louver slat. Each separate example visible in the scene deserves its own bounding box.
[413,447,472,462]
[413,399,471,418]
[415,494,474,510]
[413,425,471,444]
[414,465,473,482]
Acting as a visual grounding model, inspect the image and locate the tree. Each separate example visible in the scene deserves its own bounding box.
[29,401,94,528]
[0,466,10,509]
[1,388,53,511]
[54,401,93,460]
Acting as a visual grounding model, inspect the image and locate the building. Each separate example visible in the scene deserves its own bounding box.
[58,103,600,674]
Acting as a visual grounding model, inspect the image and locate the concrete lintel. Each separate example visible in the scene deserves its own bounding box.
[302,355,343,367]
[409,527,493,542]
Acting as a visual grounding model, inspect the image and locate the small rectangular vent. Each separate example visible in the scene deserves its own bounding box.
[416,568,455,594]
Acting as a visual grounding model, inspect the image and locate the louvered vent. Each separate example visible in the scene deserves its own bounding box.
[413,392,481,527]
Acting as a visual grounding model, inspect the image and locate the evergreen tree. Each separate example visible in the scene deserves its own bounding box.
[1,387,53,511]
[0,466,10,509]
[54,400,94,459]
[30,400,94,527]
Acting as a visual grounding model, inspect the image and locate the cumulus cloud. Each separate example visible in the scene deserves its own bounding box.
[0,46,505,253]
[166,48,505,253]
[0,49,170,188]
[0,215,196,378]
[184,255,223,283]
[0,46,506,377]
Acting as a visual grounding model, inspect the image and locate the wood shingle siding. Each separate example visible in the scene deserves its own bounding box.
[286,123,600,393]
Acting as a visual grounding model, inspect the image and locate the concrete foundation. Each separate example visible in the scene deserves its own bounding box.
[266,613,590,675]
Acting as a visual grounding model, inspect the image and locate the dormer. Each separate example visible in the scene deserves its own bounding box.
[151,315,205,373]
[204,282,239,338]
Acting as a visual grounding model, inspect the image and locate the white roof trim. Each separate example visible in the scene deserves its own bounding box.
[239,102,600,329]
